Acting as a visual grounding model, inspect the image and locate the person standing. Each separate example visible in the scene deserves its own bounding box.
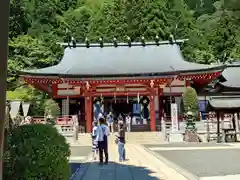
[91,121,98,160]
[117,114,124,125]
[115,122,126,162]
[96,117,110,165]
[125,113,131,132]
[107,111,114,133]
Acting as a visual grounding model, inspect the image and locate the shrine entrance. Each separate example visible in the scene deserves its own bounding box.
[103,96,136,117]
[112,101,132,116]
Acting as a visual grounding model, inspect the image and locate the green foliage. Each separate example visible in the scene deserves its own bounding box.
[182,86,199,120]
[44,99,61,118]
[3,124,71,180]
[7,85,51,116]
[8,35,61,89]
[7,86,34,101]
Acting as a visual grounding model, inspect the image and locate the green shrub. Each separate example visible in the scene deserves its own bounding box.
[3,124,71,180]
[182,86,199,121]
[44,99,60,118]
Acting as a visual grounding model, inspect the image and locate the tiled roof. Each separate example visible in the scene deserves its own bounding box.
[20,42,224,77]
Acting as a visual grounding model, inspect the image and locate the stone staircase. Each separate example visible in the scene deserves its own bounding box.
[66,132,166,146]
[117,132,165,144]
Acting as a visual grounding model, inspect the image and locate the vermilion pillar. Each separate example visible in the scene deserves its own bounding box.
[149,93,156,131]
[158,88,163,121]
[85,96,93,133]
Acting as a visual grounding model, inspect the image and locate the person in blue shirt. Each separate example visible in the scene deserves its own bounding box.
[96,117,110,165]
[107,111,114,133]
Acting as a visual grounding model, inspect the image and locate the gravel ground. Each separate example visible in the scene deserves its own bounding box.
[143,143,230,148]
[155,149,240,177]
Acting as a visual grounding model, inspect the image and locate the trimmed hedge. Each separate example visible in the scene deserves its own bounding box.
[3,124,71,180]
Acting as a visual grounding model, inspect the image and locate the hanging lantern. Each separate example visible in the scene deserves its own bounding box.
[100,93,103,103]
[137,92,140,103]
[127,93,129,104]
[114,92,116,103]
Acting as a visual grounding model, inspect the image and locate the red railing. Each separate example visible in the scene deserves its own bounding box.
[56,115,74,125]
[31,115,75,125]
[32,116,46,124]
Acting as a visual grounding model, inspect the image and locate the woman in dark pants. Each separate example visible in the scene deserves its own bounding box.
[116,122,126,161]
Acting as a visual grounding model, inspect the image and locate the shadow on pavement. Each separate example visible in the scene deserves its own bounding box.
[70,161,162,180]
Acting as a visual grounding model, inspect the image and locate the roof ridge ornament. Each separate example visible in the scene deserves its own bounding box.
[127,36,131,47]
[71,37,76,48]
[99,37,103,48]
[169,34,175,45]
[57,37,188,48]
[85,37,90,48]
[155,35,160,46]
[113,37,118,47]
[141,36,145,46]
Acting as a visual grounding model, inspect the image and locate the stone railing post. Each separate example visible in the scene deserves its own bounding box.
[161,117,166,140]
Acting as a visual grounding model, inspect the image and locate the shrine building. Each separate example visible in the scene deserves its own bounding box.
[19,38,225,133]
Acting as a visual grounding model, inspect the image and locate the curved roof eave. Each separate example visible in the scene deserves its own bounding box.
[217,64,240,88]
[19,43,226,78]
[19,65,225,79]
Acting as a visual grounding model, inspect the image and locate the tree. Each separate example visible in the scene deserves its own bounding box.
[44,99,61,118]
[87,0,128,42]
[7,35,61,89]
[196,1,240,62]
[185,0,218,17]
[165,0,195,39]
[182,86,199,120]
[139,0,169,40]
[9,0,29,38]
[64,6,92,42]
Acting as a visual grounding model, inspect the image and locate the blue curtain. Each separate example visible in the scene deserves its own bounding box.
[198,100,208,112]
[133,103,140,114]
[94,103,102,120]
[198,100,208,120]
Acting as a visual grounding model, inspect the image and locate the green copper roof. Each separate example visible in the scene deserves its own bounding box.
[207,96,240,110]
[20,42,225,78]
[219,64,240,88]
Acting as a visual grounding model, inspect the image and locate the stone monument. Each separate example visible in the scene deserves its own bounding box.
[169,103,184,142]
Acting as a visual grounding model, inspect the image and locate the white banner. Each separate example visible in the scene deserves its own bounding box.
[10,101,21,118]
[22,102,30,116]
[171,103,179,132]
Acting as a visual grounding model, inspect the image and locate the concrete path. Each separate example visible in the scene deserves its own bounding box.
[77,143,187,180]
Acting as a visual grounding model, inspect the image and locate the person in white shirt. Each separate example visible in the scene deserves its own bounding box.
[96,117,110,165]
[125,114,131,132]
[107,111,114,133]
[91,121,98,160]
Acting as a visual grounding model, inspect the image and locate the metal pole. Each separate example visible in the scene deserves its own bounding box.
[0,0,10,179]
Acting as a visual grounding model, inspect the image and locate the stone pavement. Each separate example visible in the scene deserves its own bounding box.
[144,143,240,180]
[68,133,240,180]
[76,143,188,180]
[69,146,91,162]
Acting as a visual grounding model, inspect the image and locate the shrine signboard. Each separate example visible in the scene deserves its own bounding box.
[171,103,179,132]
